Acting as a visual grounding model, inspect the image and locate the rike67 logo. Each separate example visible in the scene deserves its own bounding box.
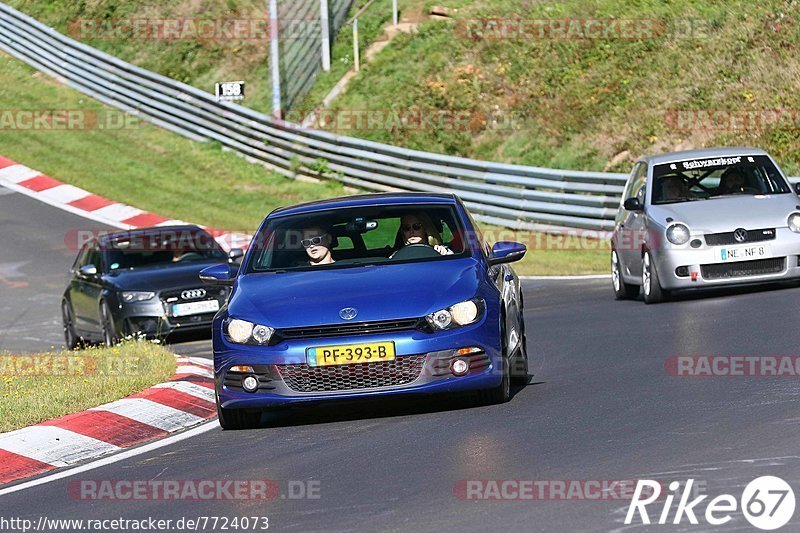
[625,476,795,530]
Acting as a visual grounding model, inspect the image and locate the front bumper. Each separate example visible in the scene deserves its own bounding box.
[213,316,503,409]
[652,228,800,290]
[112,292,227,338]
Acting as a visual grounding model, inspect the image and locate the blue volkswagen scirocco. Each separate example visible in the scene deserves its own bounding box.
[201,193,528,429]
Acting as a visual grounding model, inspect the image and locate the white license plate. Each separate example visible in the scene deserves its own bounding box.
[716,244,771,262]
[172,300,220,317]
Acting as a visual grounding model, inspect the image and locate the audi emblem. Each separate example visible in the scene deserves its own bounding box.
[339,307,358,320]
[181,288,207,300]
[733,228,748,243]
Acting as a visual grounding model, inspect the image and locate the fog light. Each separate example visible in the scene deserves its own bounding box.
[690,239,702,248]
[242,375,259,392]
[675,266,689,277]
[451,359,469,376]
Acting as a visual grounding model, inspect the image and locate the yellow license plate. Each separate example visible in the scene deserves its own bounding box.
[307,342,396,367]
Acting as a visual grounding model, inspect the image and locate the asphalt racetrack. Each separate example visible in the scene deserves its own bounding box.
[2,183,800,531]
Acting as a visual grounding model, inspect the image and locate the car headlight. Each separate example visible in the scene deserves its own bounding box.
[666,223,691,245]
[225,318,274,345]
[426,299,484,331]
[788,213,800,233]
[120,291,155,303]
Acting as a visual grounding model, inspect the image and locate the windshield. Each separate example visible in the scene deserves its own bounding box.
[246,204,470,273]
[651,155,790,205]
[102,228,227,271]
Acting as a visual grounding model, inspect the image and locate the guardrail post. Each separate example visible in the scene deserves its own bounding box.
[353,18,360,72]
[393,0,398,27]
[320,0,331,71]
[268,0,282,118]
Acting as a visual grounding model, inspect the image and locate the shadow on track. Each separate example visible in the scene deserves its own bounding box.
[610,280,800,305]
[235,378,544,430]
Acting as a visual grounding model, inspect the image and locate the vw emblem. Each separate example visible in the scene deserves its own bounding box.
[733,228,748,243]
[339,307,358,320]
[181,288,206,300]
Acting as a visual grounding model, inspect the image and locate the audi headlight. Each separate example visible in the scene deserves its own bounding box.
[426,299,484,331]
[666,223,691,245]
[788,212,800,233]
[120,291,155,303]
[225,318,274,345]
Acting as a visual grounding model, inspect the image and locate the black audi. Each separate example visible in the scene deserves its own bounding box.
[62,225,242,347]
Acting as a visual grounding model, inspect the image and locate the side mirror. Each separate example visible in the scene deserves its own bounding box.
[200,264,235,286]
[488,241,527,266]
[78,264,98,278]
[228,248,244,262]
[623,197,644,211]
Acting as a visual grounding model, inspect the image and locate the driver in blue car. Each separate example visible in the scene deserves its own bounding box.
[301,225,336,266]
[394,212,453,256]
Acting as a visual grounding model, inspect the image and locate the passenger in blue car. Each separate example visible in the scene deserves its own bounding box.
[393,212,453,256]
[301,225,335,266]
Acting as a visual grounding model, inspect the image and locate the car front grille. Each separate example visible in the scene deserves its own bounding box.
[700,257,785,280]
[273,318,428,343]
[277,355,427,393]
[159,286,227,321]
[704,228,776,246]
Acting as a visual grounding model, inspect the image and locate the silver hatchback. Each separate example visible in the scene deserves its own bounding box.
[611,148,800,303]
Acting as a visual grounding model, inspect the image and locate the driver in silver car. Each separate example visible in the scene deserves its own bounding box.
[660,176,691,202]
[718,169,747,194]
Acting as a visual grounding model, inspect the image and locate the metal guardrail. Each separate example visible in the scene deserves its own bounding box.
[0,2,629,231]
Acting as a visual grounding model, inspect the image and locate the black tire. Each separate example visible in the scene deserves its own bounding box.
[510,307,529,386]
[611,249,639,300]
[642,251,669,304]
[216,398,261,430]
[479,322,511,405]
[62,300,80,350]
[99,301,119,347]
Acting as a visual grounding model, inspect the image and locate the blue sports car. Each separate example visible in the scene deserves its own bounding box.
[201,193,529,429]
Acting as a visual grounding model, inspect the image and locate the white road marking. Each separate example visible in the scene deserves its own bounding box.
[0,426,120,467]
[520,274,610,280]
[90,398,204,432]
[0,180,128,229]
[0,421,218,496]
[38,184,90,204]
[90,203,144,222]
[152,381,215,402]
[175,356,213,368]
[0,164,41,184]
[0,261,30,279]
[175,365,214,378]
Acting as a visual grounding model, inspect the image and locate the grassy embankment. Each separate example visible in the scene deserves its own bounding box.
[0,341,175,432]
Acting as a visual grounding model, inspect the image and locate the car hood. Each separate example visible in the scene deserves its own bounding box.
[104,261,226,291]
[229,258,484,328]
[648,194,799,231]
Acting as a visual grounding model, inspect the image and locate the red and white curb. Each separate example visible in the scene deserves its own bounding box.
[0,155,251,251]
[0,356,215,486]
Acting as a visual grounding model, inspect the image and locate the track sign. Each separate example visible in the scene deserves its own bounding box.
[215,81,245,102]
